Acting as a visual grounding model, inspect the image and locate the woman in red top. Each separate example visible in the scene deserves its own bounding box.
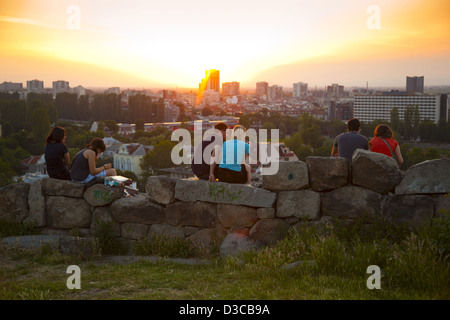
[369,124,404,165]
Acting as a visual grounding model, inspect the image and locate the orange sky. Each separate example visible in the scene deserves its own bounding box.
[1,0,449,89]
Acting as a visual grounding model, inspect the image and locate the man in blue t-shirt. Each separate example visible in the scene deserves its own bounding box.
[209,125,252,184]
[331,118,369,161]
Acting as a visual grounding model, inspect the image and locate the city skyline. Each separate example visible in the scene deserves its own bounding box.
[1,0,449,89]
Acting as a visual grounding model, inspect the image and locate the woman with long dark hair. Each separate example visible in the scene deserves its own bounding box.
[70,137,116,183]
[44,126,71,180]
[369,124,404,165]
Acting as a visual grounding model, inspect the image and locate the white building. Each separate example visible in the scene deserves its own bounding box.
[0,82,23,92]
[293,82,308,98]
[73,85,86,98]
[53,80,70,97]
[354,94,447,124]
[27,79,44,93]
[105,87,120,95]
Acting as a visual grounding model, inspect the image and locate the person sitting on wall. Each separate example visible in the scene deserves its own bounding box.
[44,126,71,180]
[210,125,252,185]
[191,122,228,180]
[369,124,404,165]
[70,137,117,183]
[331,118,369,161]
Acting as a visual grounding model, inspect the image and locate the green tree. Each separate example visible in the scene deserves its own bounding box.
[140,140,177,177]
[301,125,323,149]
[390,107,401,134]
[31,107,51,154]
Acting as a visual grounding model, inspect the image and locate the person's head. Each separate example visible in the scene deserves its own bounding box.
[214,122,229,140]
[45,126,67,145]
[87,138,106,156]
[374,124,394,139]
[232,125,246,141]
[347,118,361,132]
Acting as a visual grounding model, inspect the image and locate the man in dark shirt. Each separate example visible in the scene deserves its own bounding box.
[191,122,228,180]
[331,118,369,161]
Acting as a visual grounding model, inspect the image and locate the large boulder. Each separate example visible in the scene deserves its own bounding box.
[175,179,277,208]
[146,176,178,205]
[90,206,121,237]
[217,204,258,228]
[164,201,218,227]
[46,196,91,229]
[262,161,309,191]
[0,182,30,222]
[381,195,435,229]
[220,232,260,258]
[249,219,290,245]
[352,149,402,194]
[306,156,349,191]
[83,184,124,207]
[395,159,450,195]
[43,178,85,198]
[110,195,164,225]
[435,194,450,217]
[276,190,321,220]
[187,226,227,247]
[25,180,46,227]
[147,223,185,239]
[321,185,384,219]
[121,223,149,240]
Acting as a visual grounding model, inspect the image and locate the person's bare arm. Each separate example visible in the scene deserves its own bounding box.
[331,144,339,157]
[64,152,70,168]
[85,150,105,175]
[395,145,404,166]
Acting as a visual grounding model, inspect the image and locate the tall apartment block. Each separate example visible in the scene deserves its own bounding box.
[293,82,308,98]
[53,80,70,97]
[354,93,447,124]
[27,79,44,93]
[0,82,23,92]
[256,82,269,98]
[222,81,240,96]
[406,76,424,94]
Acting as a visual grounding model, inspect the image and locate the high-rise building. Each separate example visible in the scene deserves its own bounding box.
[53,80,70,97]
[256,82,269,98]
[293,82,308,98]
[354,93,446,124]
[222,81,240,96]
[268,85,283,102]
[406,76,424,94]
[198,69,220,104]
[327,83,344,98]
[27,79,44,93]
[0,82,23,92]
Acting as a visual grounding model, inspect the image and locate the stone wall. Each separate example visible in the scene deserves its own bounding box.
[0,149,449,257]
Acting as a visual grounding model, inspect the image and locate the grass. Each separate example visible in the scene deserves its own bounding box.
[0,212,449,300]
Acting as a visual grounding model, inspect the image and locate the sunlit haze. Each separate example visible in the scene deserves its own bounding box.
[1,0,449,89]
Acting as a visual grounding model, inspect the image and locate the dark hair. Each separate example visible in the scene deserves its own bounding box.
[87,138,106,155]
[374,124,394,139]
[45,126,66,145]
[214,122,229,131]
[347,118,361,132]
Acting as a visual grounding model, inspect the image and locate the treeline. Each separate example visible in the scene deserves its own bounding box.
[55,92,165,123]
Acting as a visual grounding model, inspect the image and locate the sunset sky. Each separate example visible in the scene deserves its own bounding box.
[1,0,449,89]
